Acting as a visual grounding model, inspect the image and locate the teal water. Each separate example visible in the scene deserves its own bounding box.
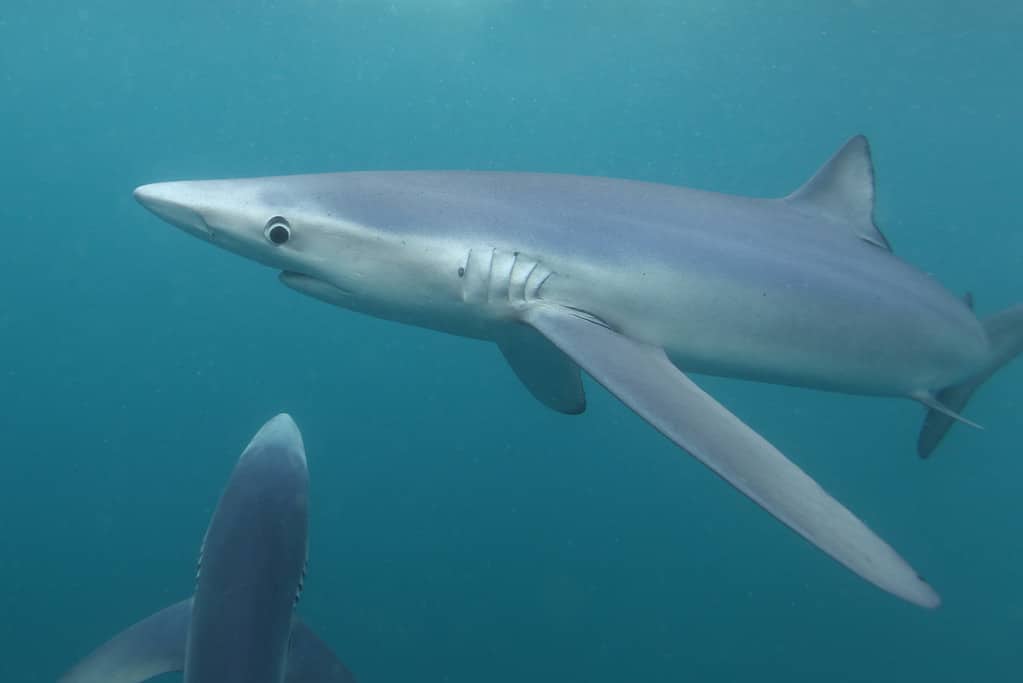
[2,2,1021,681]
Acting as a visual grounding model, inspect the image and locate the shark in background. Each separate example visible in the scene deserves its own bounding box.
[59,414,355,683]
[133,136,1023,608]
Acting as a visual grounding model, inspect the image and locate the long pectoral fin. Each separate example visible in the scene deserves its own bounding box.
[59,598,192,683]
[287,619,357,683]
[523,304,940,608]
[498,322,586,414]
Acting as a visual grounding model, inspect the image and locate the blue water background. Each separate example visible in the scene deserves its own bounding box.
[1,2,1021,681]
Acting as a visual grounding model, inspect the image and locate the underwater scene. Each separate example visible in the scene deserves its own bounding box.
[1,2,1021,681]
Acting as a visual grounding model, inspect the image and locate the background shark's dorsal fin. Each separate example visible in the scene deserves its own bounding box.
[784,135,892,251]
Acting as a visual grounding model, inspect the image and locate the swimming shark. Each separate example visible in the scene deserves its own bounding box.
[132,136,1023,608]
[59,414,355,683]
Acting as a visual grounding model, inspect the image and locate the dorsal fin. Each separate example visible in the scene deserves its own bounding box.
[784,135,892,251]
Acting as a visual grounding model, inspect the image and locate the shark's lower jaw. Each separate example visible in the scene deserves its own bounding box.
[163,209,214,241]
[278,271,354,301]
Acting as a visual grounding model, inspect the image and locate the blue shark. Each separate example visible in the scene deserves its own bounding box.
[58,414,355,683]
[131,137,1023,608]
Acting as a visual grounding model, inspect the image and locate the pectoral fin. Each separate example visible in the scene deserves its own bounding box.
[59,599,191,683]
[287,619,358,683]
[498,322,586,414]
[59,599,356,683]
[523,304,939,608]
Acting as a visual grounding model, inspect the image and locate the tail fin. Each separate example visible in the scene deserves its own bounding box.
[918,304,1023,457]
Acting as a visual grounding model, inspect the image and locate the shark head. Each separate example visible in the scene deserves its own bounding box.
[136,174,465,311]
[238,411,306,467]
[135,176,354,284]
[134,173,508,337]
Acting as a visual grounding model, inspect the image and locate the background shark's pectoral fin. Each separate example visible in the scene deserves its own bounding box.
[59,598,192,683]
[498,322,585,414]
[287,619,358,683]
[523,304,940,608]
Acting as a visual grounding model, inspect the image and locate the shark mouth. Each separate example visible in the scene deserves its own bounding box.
[277,272,355,301]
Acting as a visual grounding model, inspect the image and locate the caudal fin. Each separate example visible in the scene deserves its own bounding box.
[918,304,1023,457]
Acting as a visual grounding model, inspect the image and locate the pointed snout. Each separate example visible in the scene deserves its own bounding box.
[134,182,213,239]
[242,413,307,466]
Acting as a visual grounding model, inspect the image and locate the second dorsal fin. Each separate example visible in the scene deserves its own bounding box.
[784,135,892,251]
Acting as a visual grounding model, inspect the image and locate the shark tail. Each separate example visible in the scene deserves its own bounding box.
[918,303,1023,457]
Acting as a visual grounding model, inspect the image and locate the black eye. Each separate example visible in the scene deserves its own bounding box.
[264,216,291,245]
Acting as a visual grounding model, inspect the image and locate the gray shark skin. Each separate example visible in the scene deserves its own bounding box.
[58,414,355,683]
[132,137,1023,608]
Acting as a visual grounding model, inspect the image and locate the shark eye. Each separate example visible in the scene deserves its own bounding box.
[264,217,291,245]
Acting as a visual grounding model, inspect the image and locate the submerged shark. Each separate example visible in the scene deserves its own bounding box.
[133,137,1023,608]
[59,414,355,683]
